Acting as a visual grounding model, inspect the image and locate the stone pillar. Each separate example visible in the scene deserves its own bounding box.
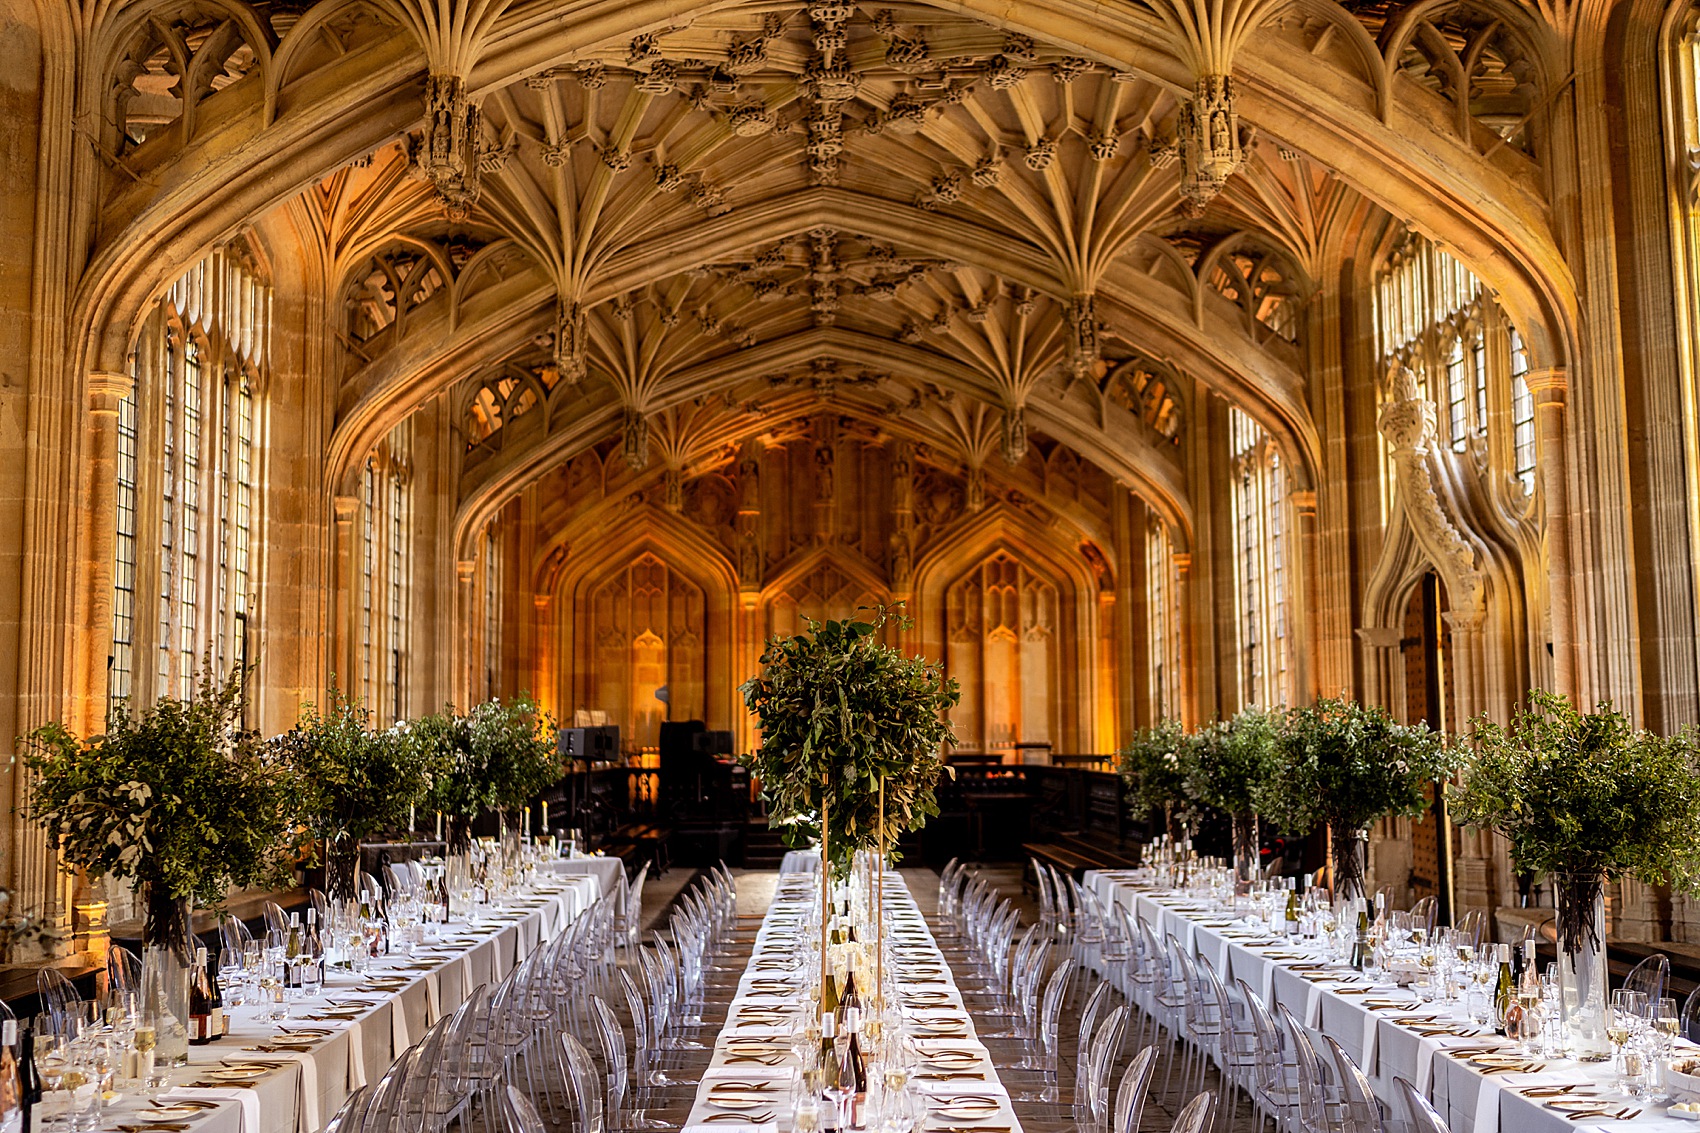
[1290,488,1321,703]
[1356,626,1404,715]
[331,495,359,696]
[812,419,835,544]
[532,594,553,720]
[889,441,914,604]
[1444,610,1488,729]
[80,370,134,732]
[1173,551,1196,728]
[455,559,476,707]
[1526,367,1577,702]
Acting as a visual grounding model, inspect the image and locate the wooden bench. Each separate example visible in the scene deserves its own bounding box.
[599,822,672,875]
[1022,836,1142,893]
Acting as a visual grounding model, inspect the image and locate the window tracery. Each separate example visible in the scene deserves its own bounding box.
[111,246,267,709]
[357,422,413,720]
[1373,232,1537,504]
[1229,407,1289,708]
[1146,517,1181,721]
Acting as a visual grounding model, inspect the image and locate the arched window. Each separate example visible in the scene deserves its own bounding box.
[1145,517,1181,720]
[357,422,414,721]
[1229,408,1289,708]
[1372,232,1537,505]
[113,246,268,710]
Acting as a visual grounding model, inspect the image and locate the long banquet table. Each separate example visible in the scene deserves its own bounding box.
[91,870,604,1133]
[1086,869,1700,1133]
[682,872,1025,1133]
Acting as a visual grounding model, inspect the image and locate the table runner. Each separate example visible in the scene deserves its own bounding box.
[684,872,1025,1133]
[93,872,603,1133]
[1086,869,1700,1133]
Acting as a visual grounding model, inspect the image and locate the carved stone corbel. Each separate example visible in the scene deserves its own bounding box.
[1378,362,1486,617]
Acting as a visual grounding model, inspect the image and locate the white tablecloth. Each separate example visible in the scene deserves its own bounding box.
[1085,870,1700,1133]
[93,874,601,1133]
[779,850,820,875]
[684,871,1024,1133]
[541,855,625,901]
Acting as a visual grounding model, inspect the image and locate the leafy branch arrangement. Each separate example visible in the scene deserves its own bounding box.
[1254,696,1457,894]
[1119,719,1192,827]
[274,688,438,895]
[20,665,298,948]
[415,694,561,848]
[1452,691,1700,951]
[1185,709,1281,815]
[739,604,959,878]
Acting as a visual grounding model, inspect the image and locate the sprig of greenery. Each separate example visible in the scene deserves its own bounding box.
[1119,720,1191,821]
[1253,697,1456,838]
[274,688,438,848]
[1185,709,1281,816]
[19,665,298,913]
[739,604,959,878]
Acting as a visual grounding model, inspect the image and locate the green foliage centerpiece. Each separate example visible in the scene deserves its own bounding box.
[1451,691,1700,1058]
[740,604,958,878]
[415,694,562,853]
[20,666,297,955]
[740,604,958,1000]
[1254,697,1457,900]
[275,689,437,900]
[1119,719,1192,838]
[1186,708,1281,888]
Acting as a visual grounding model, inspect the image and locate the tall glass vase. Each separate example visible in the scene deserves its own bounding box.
[140,945,191,1068]
[1232,811,1259,894]
[1330,823,1368,903]
[1554,871,1610,1060]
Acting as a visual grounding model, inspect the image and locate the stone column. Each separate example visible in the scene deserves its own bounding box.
[532,594,553,720]
[1290,488,1321,703]
[455,559,476,706]
[1526,367,1577,701]
[1173,551,1196,728]
[331,495,359,691]
[1356,626,1405,715]
[80,370,134,732]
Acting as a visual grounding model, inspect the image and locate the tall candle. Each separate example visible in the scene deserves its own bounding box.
[542,800,549,831]
[409,804,416,835]
[436,811,443,842]
[524,807,531,836]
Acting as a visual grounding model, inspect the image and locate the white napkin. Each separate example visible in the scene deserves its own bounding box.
[684,1122,777,1133]
[390,998,410,1052]
[912,1076,1007,1097]
[423,970,442,1022]
[163,1086,262,1133]
[1414,1035,1484,1091]
[1472,1068,1504,1133]
[249,1050,323,1133]
[345,1017,368,1089]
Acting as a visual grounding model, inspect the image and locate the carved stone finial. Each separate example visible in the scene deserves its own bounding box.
[622,408,650,469]
[418,73,483,210]
[1066,294,1101,380]
[554,299,586,384]
[1174,74,1248,215]
[1002,404,1028,463]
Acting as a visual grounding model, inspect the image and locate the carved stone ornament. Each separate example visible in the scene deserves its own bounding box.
[966,465,986,512]
[886,34,931,72]
[729,101,776,136]
[1175,74,1253,216]
[662,467,683,512]
[1377,362,1486,615]
[1066,294,1101,380]
[884,92,928,134]
[622,408,651,469]
[554,299,586,383]
[418,73,483,211]
[1002,404,1029,463]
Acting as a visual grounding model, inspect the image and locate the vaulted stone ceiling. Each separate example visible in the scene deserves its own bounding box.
[289,0,1378,543]
[81,0,1570,559]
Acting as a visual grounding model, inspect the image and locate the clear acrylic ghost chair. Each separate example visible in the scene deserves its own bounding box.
[1111,1045,1159,1133]
[323,1084,371,1133]
[1623,953,1670,1006]
[1394,1078,1451,1133]
[1278,1002,1342,1133]
[1169,1092,1216,1133]
[1324,1034,1385,1133]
